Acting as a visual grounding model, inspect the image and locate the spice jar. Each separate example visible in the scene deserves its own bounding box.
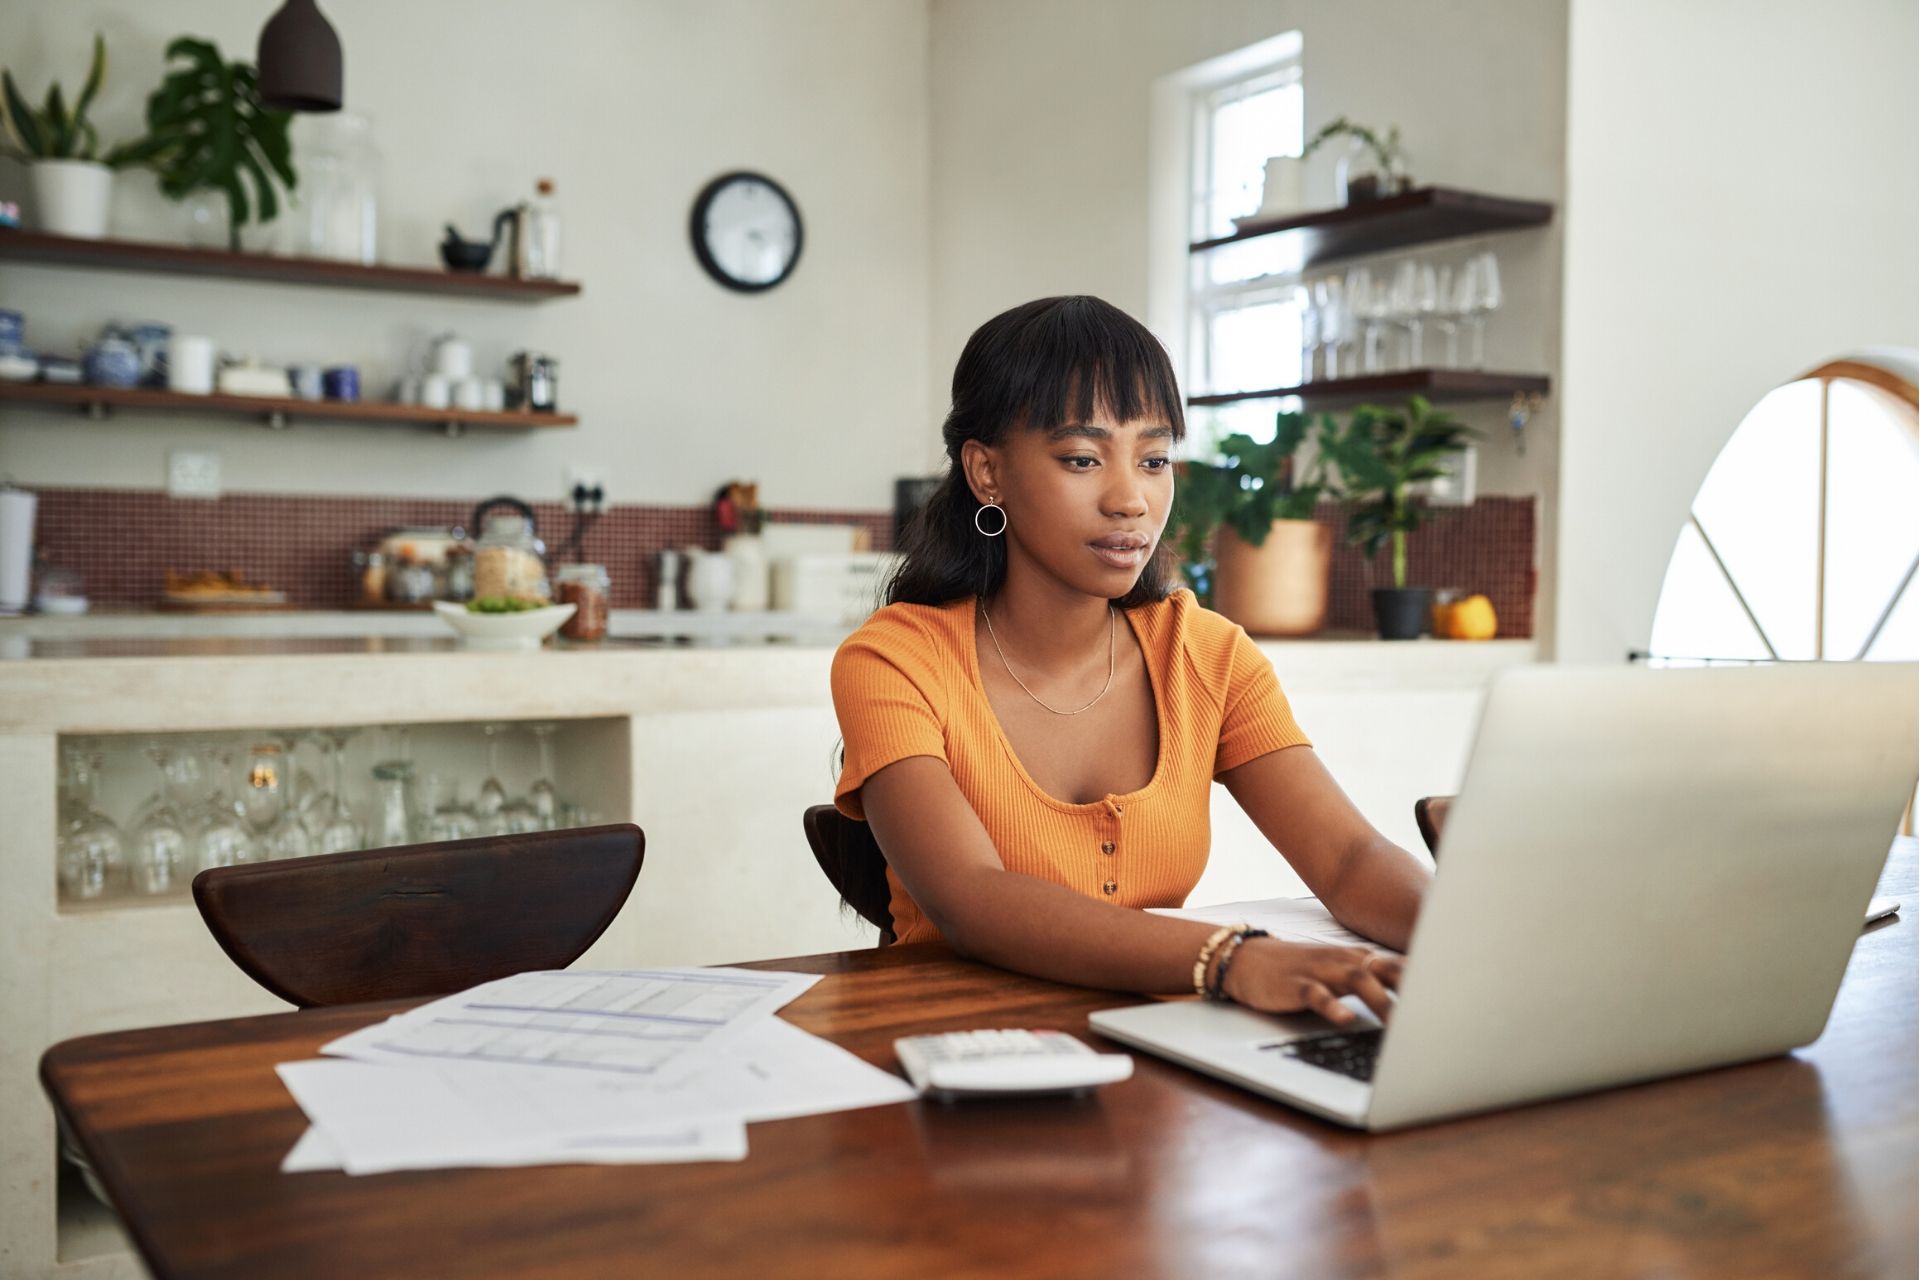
[556,563,610,641]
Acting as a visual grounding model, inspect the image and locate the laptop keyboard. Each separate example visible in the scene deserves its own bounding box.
[1267,1029,1383,1082]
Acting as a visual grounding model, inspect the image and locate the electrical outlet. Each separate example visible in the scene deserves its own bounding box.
[167,449,222,500]
[564,464,606,511]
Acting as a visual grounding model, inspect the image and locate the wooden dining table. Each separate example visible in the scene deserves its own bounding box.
[42,838,1915,1280]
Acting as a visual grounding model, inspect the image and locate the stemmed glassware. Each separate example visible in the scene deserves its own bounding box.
[1455,252,1503,369]
[307,729,366,855]
[260,733,316,862]
[128,744,191,894]
[57,749,125,901]
[473,724,510,833]
[417,773,478,843]
[242,741,288,833]
[528,724,560,832]
[1315,277,1348,380]
[194,744,258,871]
[1295,283,1320,385]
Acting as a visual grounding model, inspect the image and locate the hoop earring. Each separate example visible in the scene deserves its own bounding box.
[974,500,1007,538]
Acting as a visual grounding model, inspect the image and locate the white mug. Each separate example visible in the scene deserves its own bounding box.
[420,374,451,409]
[168,335,215,395]
[481,378,506,412]
[454,376,485,412]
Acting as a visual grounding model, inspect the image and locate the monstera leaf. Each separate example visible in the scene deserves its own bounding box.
[124,37,296,250]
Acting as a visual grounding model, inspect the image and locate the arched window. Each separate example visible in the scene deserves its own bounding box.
[1648,354,1918,666]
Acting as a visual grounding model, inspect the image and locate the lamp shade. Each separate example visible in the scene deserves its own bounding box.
[257,0,343,112]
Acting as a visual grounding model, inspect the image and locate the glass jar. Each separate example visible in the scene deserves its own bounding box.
[1335,135,1387,206]
[369,760,417,849]
[293,112,381,265]
[556,563,610,641]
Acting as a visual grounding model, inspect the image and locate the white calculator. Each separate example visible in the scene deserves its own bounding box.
[893,1029,1134,1101]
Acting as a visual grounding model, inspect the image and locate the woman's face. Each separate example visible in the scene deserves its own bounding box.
[963,406,1177,600]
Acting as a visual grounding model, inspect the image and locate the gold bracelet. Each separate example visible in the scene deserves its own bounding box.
[1192,924,1242,997]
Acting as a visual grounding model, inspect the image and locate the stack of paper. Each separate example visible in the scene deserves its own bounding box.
[276,967,917,1175]
[1153,896,1400,954]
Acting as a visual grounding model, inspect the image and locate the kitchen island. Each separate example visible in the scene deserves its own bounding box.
[2,626,1535,1279]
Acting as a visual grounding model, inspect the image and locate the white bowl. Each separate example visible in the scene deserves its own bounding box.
[433,600,575,649]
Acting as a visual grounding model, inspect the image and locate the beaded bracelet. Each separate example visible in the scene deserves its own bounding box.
[1191,924,1240,997]
[1207,927,1271,1002]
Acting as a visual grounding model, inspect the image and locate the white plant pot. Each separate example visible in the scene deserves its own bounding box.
[30,159,113,239]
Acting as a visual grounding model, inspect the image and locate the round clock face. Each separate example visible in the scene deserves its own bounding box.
[690,172,803,292]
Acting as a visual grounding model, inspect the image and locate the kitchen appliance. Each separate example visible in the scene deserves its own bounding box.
[471,497,548,600]
[0,484,37,615]
[509,352,558,412]
[770,552,902,625]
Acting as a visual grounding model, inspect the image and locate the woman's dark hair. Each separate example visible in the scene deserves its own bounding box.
[885,295,1187,609]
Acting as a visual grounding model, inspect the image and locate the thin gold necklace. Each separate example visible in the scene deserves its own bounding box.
[981,601,1116,716]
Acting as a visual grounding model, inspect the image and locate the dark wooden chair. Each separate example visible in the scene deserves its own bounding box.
[191,824,645,1008]
[1415,795,1453,858]
[803,804,895,946]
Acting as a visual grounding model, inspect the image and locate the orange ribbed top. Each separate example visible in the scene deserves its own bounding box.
[830,588,1313,945]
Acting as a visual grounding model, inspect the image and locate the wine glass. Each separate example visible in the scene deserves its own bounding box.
[242,741,287,832]
[475,723,508,822]
[194,744,257,871]
[311,729,366,855]
[1408,261,1440,368]
[1434,263,1459,367]
[260,735,316,861]
[1466,251,1502,369]
[528,723,560,831]
[417,773,478,843]
[128,744,191,895]
[1315,277,1347,380]
[57,750,125,901]
[1344,267,1380,373]
[1295,283,1320,385]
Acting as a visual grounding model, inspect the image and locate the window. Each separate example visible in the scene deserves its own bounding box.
[1647,359,1919,665]
[1185,49,1303,451]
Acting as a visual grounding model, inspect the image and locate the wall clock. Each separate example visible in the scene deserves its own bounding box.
[689,171,803,292]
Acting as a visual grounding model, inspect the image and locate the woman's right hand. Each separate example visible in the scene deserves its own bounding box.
[1221,937,1403,1025]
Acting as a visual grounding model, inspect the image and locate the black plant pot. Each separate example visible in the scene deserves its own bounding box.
[1371,587,1433,641]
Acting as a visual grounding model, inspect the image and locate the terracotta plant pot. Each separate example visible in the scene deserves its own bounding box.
[1212,519,1331,636]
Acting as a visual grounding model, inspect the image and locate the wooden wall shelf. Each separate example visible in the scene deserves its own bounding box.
[0,382,576,435]
[0,229,581,301]
[1187,369,1550,410]
[1189,186,1553,270]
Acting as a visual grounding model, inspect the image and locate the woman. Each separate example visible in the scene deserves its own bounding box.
[831,296,1430,1025]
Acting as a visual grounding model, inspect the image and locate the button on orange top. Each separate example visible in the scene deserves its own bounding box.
[832,589,1313,946]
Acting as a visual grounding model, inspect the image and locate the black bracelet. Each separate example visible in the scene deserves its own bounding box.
[1207,927,1270,1002]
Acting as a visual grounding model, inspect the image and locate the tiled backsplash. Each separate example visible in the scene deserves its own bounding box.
[33,489,893,610]
[30,488,1534,635]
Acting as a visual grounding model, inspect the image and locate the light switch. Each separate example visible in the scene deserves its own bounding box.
[167,449,222,500]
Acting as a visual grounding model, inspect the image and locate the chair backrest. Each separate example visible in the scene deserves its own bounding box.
[802,805,895,945]
[192,824,644,1008]
[1415,795,1453,858]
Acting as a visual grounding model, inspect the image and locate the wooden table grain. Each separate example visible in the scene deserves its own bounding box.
[42,839,1916,1280]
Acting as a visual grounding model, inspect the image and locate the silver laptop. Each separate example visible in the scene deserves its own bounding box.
[1090,662,1918,1132]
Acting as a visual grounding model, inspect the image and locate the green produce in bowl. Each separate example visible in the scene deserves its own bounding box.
[466,596,545,614]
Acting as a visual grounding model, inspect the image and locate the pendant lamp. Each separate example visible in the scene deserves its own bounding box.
[257,0,343,112]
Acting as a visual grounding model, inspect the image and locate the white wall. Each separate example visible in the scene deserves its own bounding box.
[0,0,932,512]
[1556,0,1919,663]
[926,0,1569,648]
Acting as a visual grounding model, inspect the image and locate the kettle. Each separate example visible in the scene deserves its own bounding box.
[470,496,549,601]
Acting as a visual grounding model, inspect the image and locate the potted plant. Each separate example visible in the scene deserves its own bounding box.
[1169,410,1339,635]
[1320,395,1477,640]
[0,35,148,238]
[1301,115,1410,205]
[123,38,296,252]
